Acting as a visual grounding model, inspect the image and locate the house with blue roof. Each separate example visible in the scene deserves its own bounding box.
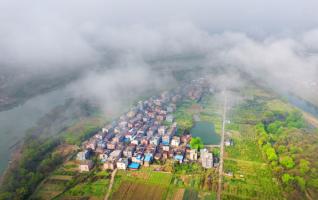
[174,154,184,163]
[144,154,153,167]
[128,162,140,170]
[132,154,144,165]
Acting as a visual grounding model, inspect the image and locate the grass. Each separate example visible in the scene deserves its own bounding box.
[116,167,173,186]
[63,178,109,199]
[111,165,216,200]
[222,88,285,200]
[223,159,282,200]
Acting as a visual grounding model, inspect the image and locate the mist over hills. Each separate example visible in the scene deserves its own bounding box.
[0,0,318,111]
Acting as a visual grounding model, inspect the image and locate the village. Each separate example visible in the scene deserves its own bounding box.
[76,79,221,172]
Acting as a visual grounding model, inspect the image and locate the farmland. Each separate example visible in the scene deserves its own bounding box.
[223,85,318,199]
[109,165,216,200]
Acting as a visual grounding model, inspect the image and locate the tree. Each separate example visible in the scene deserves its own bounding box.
[295,176,306,191]
[176,115,194,131]
[277,145,287,154]
[286,111,305,129]
[212,148,220,157]
[265,146,278,161]
[267,121,283,134]
[299,159,310,175]
[190,137,204,151]
[282,173,294,185]
[280,156,295,169]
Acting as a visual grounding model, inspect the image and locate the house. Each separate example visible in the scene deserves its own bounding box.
[171,136,180,147]
[168,150,175,158]
[104,133,115,142]
[154,152,162,160]
[94,132,104,140]
[96,147,105,154]
[166,114,174,123]
[99,152,109,163]
[158,126,166,135]
[141,137,149,145]
[200,149,213,169]
[114,127,120,134]
[162,151,168,159]
[128,162,140,170]
[163,145,170,151]
[225,139,233,146]
[166,106,174,113]
[144,154,153,167]
[77,150,90,161]
[103,159,116,170]
[213,156,220,167]
[79,160,93,172]
[156,114,165,121]
[106,142,116,150]
[162,135,170,145]
[117,158,129,170]
[132,154,144,165]
[131,139,140,145]
[181,135,191,144]
[113,134,124,143]
[189,149,198,161]
[174,154,184,163]
[127,110,136,118]
[147,126,158,136]
[102,125,113,134]
[150,136,160,146]
[85,139,97,150]
[123,145,135,158]
[109,150,122,160]
[119,121,128,128]
[167,127,176,136]
[97,141,106,149]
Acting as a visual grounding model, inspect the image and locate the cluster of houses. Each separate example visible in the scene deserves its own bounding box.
[77,79,219,172]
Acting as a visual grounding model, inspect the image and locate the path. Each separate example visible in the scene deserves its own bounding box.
[217,90,227,200]
[104,168,118,200]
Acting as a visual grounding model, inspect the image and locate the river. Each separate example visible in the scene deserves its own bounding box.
[0,87,71,175]
[286,94,318,118]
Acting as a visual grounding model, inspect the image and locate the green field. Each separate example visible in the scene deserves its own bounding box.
[223,85,318,199]
[109,166,216,200]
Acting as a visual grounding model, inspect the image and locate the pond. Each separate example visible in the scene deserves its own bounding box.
[190,121,220,145]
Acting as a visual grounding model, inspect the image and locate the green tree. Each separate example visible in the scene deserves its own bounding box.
[299,159,310,175]
[295,176,306,191]
[280,156,295,169]
[277,145,287,154]
[265,146,278,161]
[212,148,220,157]
[282,173,294,185]
[190,137,204,151]
[267,121,283,134]
[286,111,305,129]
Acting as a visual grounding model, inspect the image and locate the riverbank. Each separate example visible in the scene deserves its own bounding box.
[0,86,71,174]
[0,141,23,186]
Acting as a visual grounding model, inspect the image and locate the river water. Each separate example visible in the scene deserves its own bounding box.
[0,87,70,175]
[286,94,318,118]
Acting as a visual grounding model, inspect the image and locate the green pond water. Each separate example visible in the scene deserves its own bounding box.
[190,121,220,145]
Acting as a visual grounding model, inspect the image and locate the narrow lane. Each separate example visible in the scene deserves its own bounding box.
[217,90,227,200]
[104,168,117,200]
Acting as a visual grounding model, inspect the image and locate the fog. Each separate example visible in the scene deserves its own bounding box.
[1,0,318,112]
